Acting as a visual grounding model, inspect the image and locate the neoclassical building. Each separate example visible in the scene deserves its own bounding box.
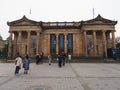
[7,14,117,58]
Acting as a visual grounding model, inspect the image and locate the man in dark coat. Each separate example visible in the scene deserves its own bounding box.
[23,55,30,74]
[57,53,62,68]
[62,52,66,66]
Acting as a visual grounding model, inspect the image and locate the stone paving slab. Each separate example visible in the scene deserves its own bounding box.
[0,63,120,90]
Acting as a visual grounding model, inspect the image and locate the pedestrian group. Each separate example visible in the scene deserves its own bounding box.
[15,54,30,75]
[14,51,68,75]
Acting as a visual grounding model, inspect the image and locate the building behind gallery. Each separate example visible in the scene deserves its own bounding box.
[7,14,117,58]
[0,35,7,58]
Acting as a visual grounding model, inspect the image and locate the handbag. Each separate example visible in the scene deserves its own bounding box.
[23,63,25,68]
[19,66,21,69]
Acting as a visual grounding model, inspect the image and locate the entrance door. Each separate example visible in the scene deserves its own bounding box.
[59,34,64,54]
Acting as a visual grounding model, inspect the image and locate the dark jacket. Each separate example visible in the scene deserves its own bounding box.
[23,57,30,70]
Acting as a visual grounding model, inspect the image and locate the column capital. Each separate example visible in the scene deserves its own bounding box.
[83,31,87,36]
[102,30,106,33]
[111,30,115,33]
[27,31,31,33]
[83,30,87,32]
[18,31,22,32]
[93,30,96,32]
[64,33,68,35]
[93,31,97,34]
[9,32,13,35]
[36,30,41,33]
[56,34,59,37]
[9,31,13,33]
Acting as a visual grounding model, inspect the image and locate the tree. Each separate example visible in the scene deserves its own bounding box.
[116,43,120,48]
[2,44,8,58]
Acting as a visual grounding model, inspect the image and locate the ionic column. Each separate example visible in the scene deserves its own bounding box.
[93,31,97,55]
[17,31,22,55]
[18,31,22,43]
[56,34,59,54]
[39,33,42,53]
[8,32,12,57]
[36,31,40,54]
[13,33,17,57]
[106,33,110,48]
[112,31,116,48]
[83,31,87,56]
[64,34,67,53]
[102,31,107,57]
[27,31,31,55]
[47,34,50,55]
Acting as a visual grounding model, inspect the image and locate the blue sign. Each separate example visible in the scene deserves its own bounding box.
[50,34,56,49]
[59,34,64,49]
[68,34,73,49]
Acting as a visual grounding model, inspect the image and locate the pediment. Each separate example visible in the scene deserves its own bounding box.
[13,21,35,25]
[89,20,110,25]
[84,14,117,25]
[91,20,104,24]
[7,15,39,26]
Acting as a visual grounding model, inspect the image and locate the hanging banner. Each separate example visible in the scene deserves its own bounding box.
[59,34,64,49]
[50,34,56,49]
[68,34,73,49]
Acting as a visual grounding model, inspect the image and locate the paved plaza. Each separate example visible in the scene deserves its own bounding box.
[0,62,120,90]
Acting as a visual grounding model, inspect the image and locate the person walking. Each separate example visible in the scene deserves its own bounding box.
[57,53,62,68]
[36,54,41,64]
[48,54,52,65]
[62,52,66,66]
[15,55,22,75]
[40,52,44,64]
[36,54,39,64]
[39,54,42,64]
[23,55,30,74]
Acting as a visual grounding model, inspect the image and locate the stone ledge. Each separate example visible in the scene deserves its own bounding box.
[7,60,15,63]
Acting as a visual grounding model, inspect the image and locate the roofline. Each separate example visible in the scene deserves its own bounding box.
[7,14,117,26]
[83,14,117,25]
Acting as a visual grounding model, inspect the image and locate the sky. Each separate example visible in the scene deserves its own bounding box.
[0,0,120,40]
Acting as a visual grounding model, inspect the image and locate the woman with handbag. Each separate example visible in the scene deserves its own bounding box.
[15,55,22,75]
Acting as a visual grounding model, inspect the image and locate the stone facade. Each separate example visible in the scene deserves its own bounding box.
[7,14,117,58]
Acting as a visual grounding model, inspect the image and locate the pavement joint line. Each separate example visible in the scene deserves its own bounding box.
[0,73,23,86]
[14,76,76,79]
[2,75,120,79]
[0,76,14,86]
[69,63,92,90]
[102,64,120,71]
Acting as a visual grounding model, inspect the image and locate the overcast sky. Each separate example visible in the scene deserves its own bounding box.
[0,0,120,40]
